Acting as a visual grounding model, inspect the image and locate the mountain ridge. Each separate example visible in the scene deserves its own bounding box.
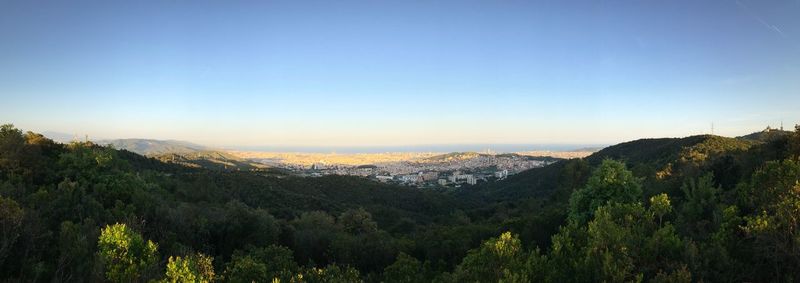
[98,138,208,156]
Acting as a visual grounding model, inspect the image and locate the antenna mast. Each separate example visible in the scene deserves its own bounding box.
[711,122,714,135]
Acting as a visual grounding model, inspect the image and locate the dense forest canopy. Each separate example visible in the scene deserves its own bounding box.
[2,123,800,282]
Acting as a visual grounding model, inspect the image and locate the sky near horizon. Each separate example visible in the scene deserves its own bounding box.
[1,0,799,147]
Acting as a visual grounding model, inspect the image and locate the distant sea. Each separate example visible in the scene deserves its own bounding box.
[228,144,607,154]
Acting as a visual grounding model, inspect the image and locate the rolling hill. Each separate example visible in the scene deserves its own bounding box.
[98,138,208,155]
[476,134,758,201]
[97,138,267,171]
[737,127,792,142]
[150,150,268,171]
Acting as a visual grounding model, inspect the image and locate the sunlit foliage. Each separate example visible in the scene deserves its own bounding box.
[97,223,159,282]
[164,253,215,283]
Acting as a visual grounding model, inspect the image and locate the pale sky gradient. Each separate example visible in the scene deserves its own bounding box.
[1,0,799,147]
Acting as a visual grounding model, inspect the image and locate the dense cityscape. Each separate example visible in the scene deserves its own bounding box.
[252,152,561,187]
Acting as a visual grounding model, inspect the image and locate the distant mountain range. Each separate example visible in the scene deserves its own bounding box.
[97,139,208,156]
[70,138,264,171]
[40,131,210,156]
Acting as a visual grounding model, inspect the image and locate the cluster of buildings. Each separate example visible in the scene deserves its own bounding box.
[276,153,555,188]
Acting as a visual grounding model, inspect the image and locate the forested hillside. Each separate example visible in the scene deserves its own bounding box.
[98,139,265,171]
[2,123,800,282]
[100,139,207,156]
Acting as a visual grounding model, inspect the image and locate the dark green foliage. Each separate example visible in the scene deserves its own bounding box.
[451,231,527,282]
[338,207,378,234]
[568,159,642,224]
[382,253,425,283]
[289,211,338,266]
[209,200,280,260]
[54,220,97,282]
[0,195,24,266]
[738,159,800,281]
[224,245,296,283]
[792,124,800,157]
[677,174,720,239]
[2,123,800,282]
[296,264,363,282]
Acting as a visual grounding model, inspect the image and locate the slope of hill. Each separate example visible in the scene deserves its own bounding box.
[456,132,789,257]
[478,134,754,202]
[96,139,272,171]
[99,138,207,155]
[737,127,792,142]
[585,134,752,167]
[151,150,269,171]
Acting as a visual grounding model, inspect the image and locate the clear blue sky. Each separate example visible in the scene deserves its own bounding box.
[1,0,798,147]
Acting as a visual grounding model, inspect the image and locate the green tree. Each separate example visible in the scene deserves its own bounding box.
[0,195,24,267]
[649,193,672,226]
[338,208,377,235]
[164,253,215,283]
[584,201,685,282]
[54,220,97,282]
[329,230,398,274]
[97,223,159,282]
[293,264,362,283]
[211,200,280,260]
[382,253,424,283]
[739,160,800,281]
[222,254,268,283]
[585,203,645,282]
[739,159,800,212]
[546,194,686,282]
[569,159,642,224]
[649,265,691,283]
[452,231,527,282]
[546,221,591,282]
[677,173,720,239]
[790,124,800,158]
[224,245,297,283]
[291,211,339,265]
[0,124,25,173]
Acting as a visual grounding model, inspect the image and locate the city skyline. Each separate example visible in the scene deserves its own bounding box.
[2,0,799,147]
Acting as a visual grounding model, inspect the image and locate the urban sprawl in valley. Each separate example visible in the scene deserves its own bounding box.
[233,150,595,188]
